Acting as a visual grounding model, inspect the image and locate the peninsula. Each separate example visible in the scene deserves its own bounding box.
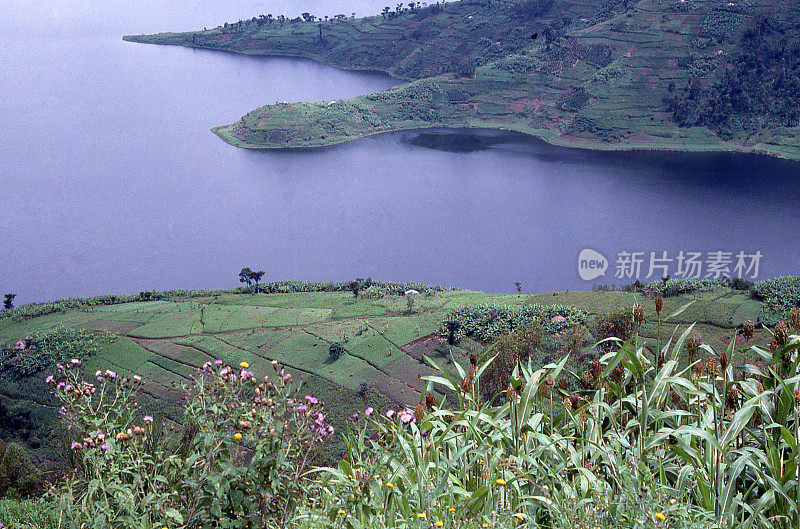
[124,0,800,159]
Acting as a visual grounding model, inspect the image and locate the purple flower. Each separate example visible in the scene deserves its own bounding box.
[297,405,308,412]
[45,375,54,383]
[386,410,395,419]
[101,443,110,451]
[70,441,82,449]
[214,359,223,366]
[305,396,318,405]
[365,407,374,416]
[352,413,359,420]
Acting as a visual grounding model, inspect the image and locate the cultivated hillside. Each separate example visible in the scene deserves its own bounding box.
[124,0,800,158]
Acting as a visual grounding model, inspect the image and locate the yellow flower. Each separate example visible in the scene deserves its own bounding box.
[386,482,394,488]
[514,513,526,520]
[655,512,666,521]
[234,432,242,440]
[338,510,346,515]
[435,521,443,527]
[496,478,506,485]
[448,508,456,512]
[240,361,249,368]
[482,524,488,528]
[417,512,426,519]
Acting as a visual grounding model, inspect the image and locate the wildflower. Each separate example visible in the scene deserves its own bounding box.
[70,358,81,365]
[215,359,223,366]
[234,433,242,440]
[133,375,142,382]
[655,295,663,316]
[101,443,110,451]
[338,510,346,516]
[720,351,728,371]
[45,375,54,383]
[365,407,374,416]
[514,513,526,520]
[436,522,444,527]
[399,409,415,423]
[449,507,456,512]
[496,478,506,485]
[144,415,153,424]
[240,361,249,368]
[70,441,82,449]
[655,512,666,521]
[386,409,396,419]
[417,512,426,519]
[305,395,318,404]
[386,482,394,488]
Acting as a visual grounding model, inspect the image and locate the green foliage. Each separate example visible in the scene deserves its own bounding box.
[0,440,42,499]
[440,303,587,343]
[752,275,800,315]
[47,358,334,528]
[329,341,346,361]
[649,278,720,297]
[0,499,55,528]
[480,323,543,402]
[0,326,112,376]
[594,308,634,351]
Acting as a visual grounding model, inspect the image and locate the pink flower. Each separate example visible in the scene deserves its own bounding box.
[398,408,415,424]
[305,396,318,404]
[101,443,110,451]
[144,416,153,424]
[365,407,374,416]
[214,359,223,366]
[45,375,54,384]
[70,442,82,449]
[133,375,142,382]
[386,410,395,419]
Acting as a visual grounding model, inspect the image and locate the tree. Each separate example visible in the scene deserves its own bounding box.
[3,294,15,311]
[382,6,391,20]
[328,342,346,361]
[251,271,265,293]
[515,281,522,296]
[348,279,364,298]
[239,268,254,289]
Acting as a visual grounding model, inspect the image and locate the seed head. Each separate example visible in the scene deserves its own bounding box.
[414,404,425,423]
[469,353,477,366]
[719,351,729,371]
[791,307,800,330]
[506,384,514,402]
[742,320,754,341]
[655,296,663,316]
[706,357,719,378]
[634,304,644,325]
[425,392,436,411]
[569,393,580,410]
[591,359,602,382]
[775,321,789,347]
[687,334,702,357]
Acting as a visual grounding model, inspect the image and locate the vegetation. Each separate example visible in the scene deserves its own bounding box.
[0,440,42,499]
[124,0,800,159]
[8,297,800,528]
[0,326,112,377]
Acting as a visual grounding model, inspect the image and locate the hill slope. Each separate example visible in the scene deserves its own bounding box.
[0,283,776,468]
[123,0,800,158]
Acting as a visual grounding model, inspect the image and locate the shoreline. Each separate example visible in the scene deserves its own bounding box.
[212,122,798,162]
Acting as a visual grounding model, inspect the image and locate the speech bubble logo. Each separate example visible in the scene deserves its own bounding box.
[578,249,608,281]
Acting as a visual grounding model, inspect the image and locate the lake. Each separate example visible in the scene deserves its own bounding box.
[2,0,799,305]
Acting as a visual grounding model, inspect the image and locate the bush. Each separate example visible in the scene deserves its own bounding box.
[752,275,800,315]
[46,358,334,528]
[328,342,346,361]
[480,323,542,402]
[0,440,42,499]
[439,304,587,344]
[595,308,634,352]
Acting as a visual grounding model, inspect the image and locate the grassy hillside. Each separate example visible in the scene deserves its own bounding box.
[124,0,800,158]
[0,280,780,472]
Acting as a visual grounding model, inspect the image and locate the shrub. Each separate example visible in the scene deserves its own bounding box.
[480,323,542,403]
[752,275,800,315]
[328,342,346,361]
[439,304,587,344]
[595,308,634,352]
[0,440,42,499]
[46,358,333,528]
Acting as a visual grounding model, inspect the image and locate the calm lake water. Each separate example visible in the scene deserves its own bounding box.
[2,0,799,305]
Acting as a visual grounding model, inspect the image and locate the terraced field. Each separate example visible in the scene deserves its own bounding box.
[0,285,778,465]
[125,0,800,159]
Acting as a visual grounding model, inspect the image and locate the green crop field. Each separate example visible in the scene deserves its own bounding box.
[0,279,791,470]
